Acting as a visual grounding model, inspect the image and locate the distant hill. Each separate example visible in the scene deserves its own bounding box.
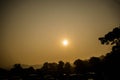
[21,64,42,69]
[0,64,43,70]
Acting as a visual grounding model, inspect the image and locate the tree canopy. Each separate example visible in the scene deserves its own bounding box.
[99,26,120,52]
[99,26,120,44]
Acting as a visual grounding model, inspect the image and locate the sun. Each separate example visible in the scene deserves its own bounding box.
[62,39,68,46]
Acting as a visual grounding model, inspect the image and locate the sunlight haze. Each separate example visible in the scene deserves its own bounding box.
[0,0,120,68]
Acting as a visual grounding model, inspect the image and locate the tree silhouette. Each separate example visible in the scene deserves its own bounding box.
[10,64,23,76]
[89,57,101,72]
[74,59,85,74]
[99,26,120,52]
[41,62,49,75]
[64,62,71,75]
[89,57,103,80]
[99,26,120,80]
[47,62,58,77]
[57,61,64,79]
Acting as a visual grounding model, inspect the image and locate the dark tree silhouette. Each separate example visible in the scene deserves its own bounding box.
[27,66,35,74]
[47,62,58,77]
[64,62,71,75]
[0,68,9,79]
[10,64,23,76]
[57,61,64,79]
[74,59,85,74]
[99,26,120,80]
[41,62,49,75]
[99,26,120,52]
[89,57,101,72]
[89,57,103,80]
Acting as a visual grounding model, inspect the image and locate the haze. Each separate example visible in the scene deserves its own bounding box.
[1,0,120,68]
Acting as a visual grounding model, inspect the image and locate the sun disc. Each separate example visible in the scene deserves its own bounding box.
[62,39,68,46]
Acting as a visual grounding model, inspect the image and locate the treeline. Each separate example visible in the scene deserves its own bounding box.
[0,26,120,80]
[0,52,120,80]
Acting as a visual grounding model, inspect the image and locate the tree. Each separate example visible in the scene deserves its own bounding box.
[41,62,49,75]
[64,62,71,75]
[89,57,103,80]
[99,26,120,80]
[89,57,101,72]
[99,26,120,52]
[48,62,58,76]
[74,59,85,74]
[10,64,23,76]
[57,61,64,79]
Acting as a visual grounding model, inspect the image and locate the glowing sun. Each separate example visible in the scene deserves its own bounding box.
[62,39,68,46]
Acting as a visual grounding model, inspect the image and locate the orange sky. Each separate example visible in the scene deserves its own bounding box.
[1,0,120,68]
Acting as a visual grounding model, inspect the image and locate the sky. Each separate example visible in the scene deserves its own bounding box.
[0,0,120,68]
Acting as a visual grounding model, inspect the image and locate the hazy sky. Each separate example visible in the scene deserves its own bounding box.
[1,0,120,68]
